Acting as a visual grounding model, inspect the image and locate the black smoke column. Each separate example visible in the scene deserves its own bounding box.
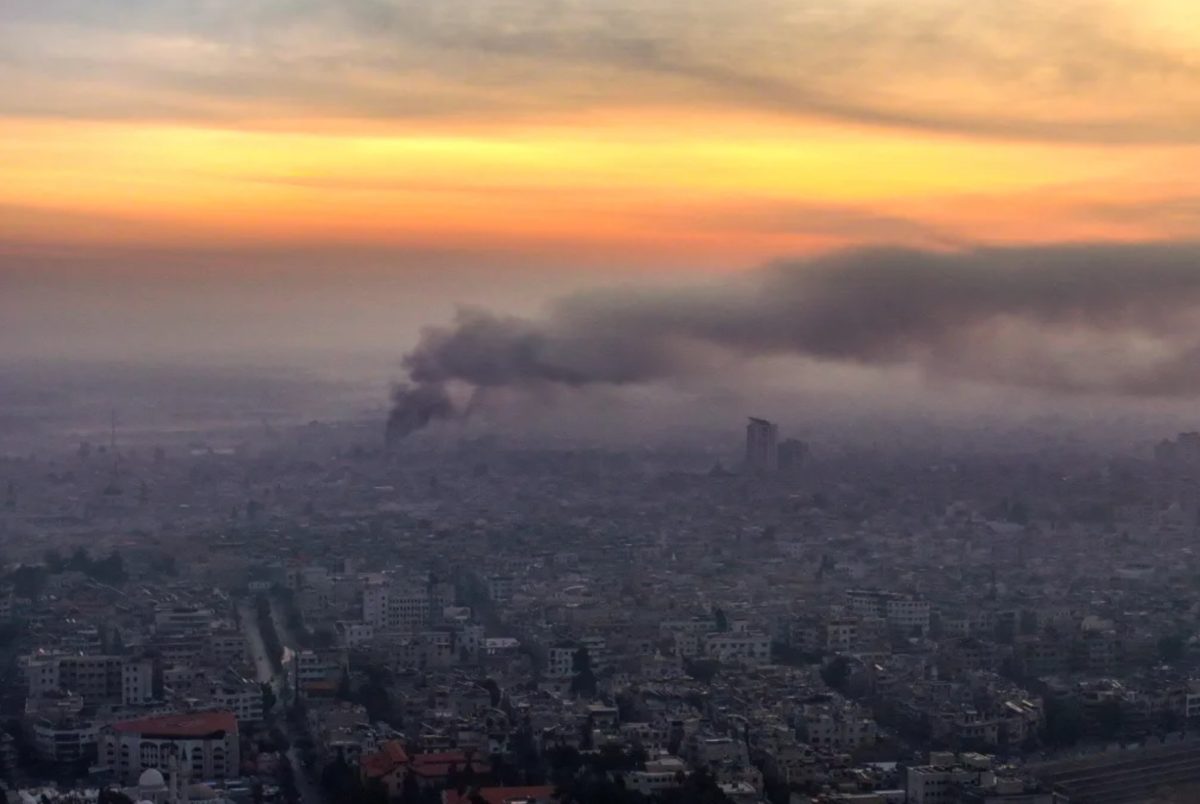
[385,382,456,448]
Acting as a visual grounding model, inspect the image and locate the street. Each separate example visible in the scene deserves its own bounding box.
[238,598,328,804]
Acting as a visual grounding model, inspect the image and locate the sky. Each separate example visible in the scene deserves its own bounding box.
[2,0,1199,366]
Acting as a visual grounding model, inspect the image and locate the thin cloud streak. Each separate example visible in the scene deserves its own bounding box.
[2,0,1197,143]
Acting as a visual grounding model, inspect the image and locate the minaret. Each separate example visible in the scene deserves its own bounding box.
[178,748,190,804]
[168,748,179,803]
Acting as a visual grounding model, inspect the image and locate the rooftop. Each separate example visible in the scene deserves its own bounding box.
[113,711,236,738]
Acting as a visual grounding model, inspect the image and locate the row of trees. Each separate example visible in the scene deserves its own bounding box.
[7,548,129,599]
[43,547,127,584]
[256,595,284,673]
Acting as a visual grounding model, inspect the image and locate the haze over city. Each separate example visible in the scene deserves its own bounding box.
[4,3,1200,804]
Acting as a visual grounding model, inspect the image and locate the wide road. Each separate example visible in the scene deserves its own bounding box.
[237,599,279,691]
[238,597,328,804]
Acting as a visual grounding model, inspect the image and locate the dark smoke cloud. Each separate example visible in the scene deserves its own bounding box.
[388,243,1200,438]
[386,382,456,446]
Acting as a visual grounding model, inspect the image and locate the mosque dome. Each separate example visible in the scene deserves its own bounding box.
[138,768,166,789]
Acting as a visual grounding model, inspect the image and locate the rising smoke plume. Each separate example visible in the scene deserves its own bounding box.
[386,382,456,445]
[388,243,1200,440]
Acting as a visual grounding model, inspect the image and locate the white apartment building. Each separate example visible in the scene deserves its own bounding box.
[32,719,98,763]
[798,706,877,752]
[207,684,264,725]
[689,735,748,768]
[206,631,246,667]
[705,632,771,665]
[122,660,154,706]
[288,649,342,685]
[422,630,455,667]
[826,619,859,652]
[906,753,995,804]
[629,757,689,795]
[487,575,515,604]
[336,621,375,648]
[154,607,214,634]
[363,585,430,630]
[886,598,931,634]
[546,645,580,679]
[846,589,930,635]
[24,654,62,697]
[580,635,609,672]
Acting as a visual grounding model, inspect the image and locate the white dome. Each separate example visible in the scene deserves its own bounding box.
[138,768,166,789]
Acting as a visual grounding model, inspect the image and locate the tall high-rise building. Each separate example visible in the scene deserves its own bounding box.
[745,417,779,473]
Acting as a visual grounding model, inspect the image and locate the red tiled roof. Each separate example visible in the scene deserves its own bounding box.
[113,711,236,738]
[444,786,557,804]
[410,751,491,778]
[361,740,409,779]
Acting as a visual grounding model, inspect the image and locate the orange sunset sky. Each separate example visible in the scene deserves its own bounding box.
[2,0,1199,360]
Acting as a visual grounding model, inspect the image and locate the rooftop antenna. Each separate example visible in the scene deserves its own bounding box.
[110,407,118,452]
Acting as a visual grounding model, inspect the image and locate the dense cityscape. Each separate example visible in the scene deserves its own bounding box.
[4,0,1197,800]
[3,372,1200,804]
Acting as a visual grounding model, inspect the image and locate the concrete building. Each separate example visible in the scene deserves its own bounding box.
[207,682,264,725]
[847,589,931,636]
[746,417,779,473]
[705,632,771,665]
[206,631,246,667]
[32,719,98,763]
[24,654,62,697]
[337,621,375,647]
[122,659,155,706]
[100,711,239,782]
[363,584,430,630]
[546,644,578,679]
[57,655,125,704]
[154,607,214,634]
[288,648,342,686]
[487,575,514,604]
[629,756,689,795]
[907,753,995,804]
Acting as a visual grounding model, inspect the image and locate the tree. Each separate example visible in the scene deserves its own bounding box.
[357,678,395,725]
[821,656,851,692]
[262,682,277,714]
[1158,634,1186,664]
[68,546,90,572]
[92,550,127,584]
[713,607,729,632]
[1043,697,1083,747]
[10,564,46,600]
[400,768,421,803]
[572,647,592,674]
[683,658,720,685]
[337,672,353,701]
[43,549,65,573]
[571,647,597,698]
[1095,698,1125,741]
